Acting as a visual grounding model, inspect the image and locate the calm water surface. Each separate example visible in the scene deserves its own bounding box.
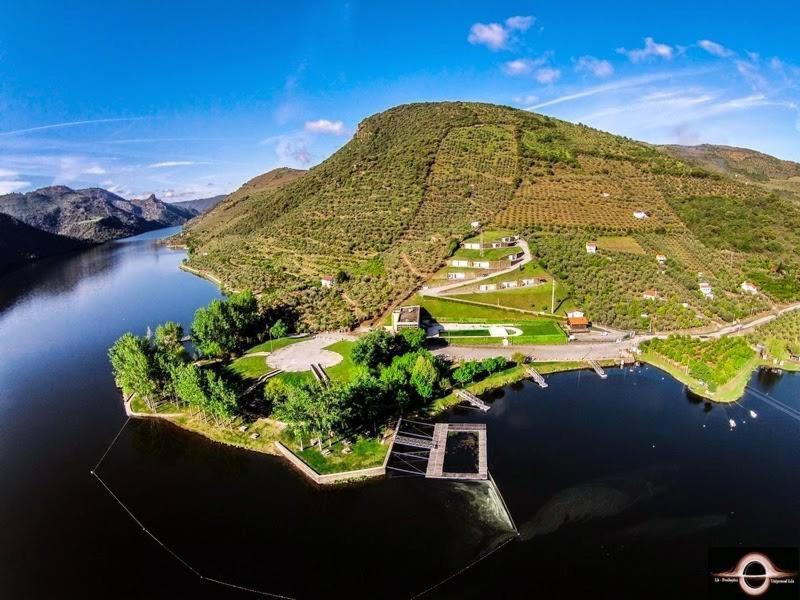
[1,228,799,599]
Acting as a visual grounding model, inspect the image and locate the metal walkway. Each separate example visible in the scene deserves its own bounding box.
[587,359,608,379]
[426,423,488,480]
[525,367,548,388]
[454,389,490,411]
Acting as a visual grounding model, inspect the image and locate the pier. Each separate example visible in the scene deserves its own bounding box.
[525,367,548,388]
[425,423,488,480]
[310,363,330,386]
[454,389,490,411]
[587,359,608,379]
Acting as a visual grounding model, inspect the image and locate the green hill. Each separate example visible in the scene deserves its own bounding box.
[183,102,800,331]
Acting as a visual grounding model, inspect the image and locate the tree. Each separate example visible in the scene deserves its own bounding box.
[452,360,485,386]
[399,327,426,351]
[410,354,438,400]
[153,322,187,400]
[108,333,158,409]
[203,370,238,424]
[191,299,235,357]
[272,384,314,450]
[352,330,398,369]
[154,321,185,359]
[268,319,289,351]
[512,352,527,366]
[226,290,261,344]
[482,356,509,374]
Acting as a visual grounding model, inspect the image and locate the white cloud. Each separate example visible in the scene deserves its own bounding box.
[502,57,547,76]
[698,39,733,58]
[147,161,197,168]
[505,15,534,31]
[82,165,106,175]
[0,180,31,194]
[304,119,346,135]
[468,22,509,51]
[0,168,18,177]
[535,68,561,84]
[618,37,674,63]
[468,15,534,51]
[575,56,614,78]
[512,94,539,105]
[735,58,768,90]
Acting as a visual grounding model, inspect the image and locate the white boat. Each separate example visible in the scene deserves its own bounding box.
[749,410,758,419]
[729,419,737,428]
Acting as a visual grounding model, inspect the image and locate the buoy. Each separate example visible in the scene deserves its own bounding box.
[729,419,736,428]
[749,410,757,419]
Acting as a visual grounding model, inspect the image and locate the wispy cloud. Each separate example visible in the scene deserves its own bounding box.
[147,160,198,168]
[275,136,311,166]
[82,165,106,175]
[304,119,346,135]
[0,117,146,137]
[698,39,733,58]
[468,15,534,51]
[618,37,674,63]
[575,56,614,78]
[502,57,547,76]
[0,168,18,178]
[527,70,699,110]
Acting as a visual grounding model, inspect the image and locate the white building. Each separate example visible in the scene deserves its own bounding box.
[507,251,524,261]
[633,211,648,219]
[642,290,660,300]
[521,278,536,286]
[462,242,483,250]
[656,254,667,265]
[741,281,759,295]
[567,310,585,319]
[501,235,519,243]
[447,272,466,280]
[451,259,470,268]
[473,260,491,269]
[699,282,714,299]
[501,281,518,289]
[586,241,597,254]
[479,283,498,292]
[320,275,334,288]
[470,221,481,229]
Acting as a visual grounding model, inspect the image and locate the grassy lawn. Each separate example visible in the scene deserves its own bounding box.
[415,294,560,323]
[296,436,388,474]
[462,229,516,243]
[245,335,309,354]
[596,236,646,254]
[451,284,576,315]
[226,355,271,380]
[441,329,493,337]
[322,340,357,382]
[170,414,285,454]
[273,371,316,387]
[453,246,521,261]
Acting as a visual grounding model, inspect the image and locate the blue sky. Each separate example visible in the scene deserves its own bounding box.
[0,0,798,199]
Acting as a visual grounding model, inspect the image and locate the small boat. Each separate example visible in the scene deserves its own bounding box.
[749,410,758,419]
[729,419,737,428]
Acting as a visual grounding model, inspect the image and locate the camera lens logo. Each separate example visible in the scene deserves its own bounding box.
[713,552,797,596]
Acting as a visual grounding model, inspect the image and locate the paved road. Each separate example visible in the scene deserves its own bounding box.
[421,239,532,297]
[703,302,800,338]
[432,336,653,363]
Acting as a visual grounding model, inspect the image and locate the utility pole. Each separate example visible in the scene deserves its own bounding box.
[551,278,555,314]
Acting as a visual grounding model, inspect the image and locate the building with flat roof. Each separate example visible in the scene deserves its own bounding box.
[391,305,421,332]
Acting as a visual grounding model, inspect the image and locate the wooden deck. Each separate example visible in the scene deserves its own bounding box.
[425,423,488,480]
[587,359,608,379]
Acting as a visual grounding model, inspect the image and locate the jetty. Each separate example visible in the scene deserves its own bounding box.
[426,423,487,480]
[454,389,490,411]
[587,359,608,379]
[525,367,548,388]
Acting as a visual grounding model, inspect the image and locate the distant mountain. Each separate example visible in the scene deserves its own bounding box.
[658,144,800,182]
[0,213,91,275]
[0,186,195,243]
[171,194,226,214]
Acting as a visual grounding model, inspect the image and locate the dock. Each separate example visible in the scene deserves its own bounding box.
[425,423,487,480]
[454,389,490,411]
[525,367,548,388]
[587,359,608,379]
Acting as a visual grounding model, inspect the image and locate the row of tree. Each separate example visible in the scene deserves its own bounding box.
[108,322,238,423]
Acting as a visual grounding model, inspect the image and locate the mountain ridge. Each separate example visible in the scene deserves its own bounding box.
[178,101,800,331]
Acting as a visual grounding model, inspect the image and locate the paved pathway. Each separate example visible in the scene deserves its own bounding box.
[268,333,356,372]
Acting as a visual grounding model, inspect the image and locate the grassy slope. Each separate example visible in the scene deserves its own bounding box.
[184,101,800,332]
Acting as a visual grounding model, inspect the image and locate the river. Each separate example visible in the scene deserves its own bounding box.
[1,228,799,598]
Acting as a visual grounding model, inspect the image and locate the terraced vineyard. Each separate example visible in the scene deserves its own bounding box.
[183,101,800,331]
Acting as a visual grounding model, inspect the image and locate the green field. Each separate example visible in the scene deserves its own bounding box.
[441,329,492,337]
[322,340,358,382]
[595,236,646,254]
[451,284,576,315]
[245,335,309,354]
[296,436,388,474]
[453,246,521,261]
[226,355,271,380]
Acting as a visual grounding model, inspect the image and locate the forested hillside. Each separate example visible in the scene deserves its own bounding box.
[183,102,800,331]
